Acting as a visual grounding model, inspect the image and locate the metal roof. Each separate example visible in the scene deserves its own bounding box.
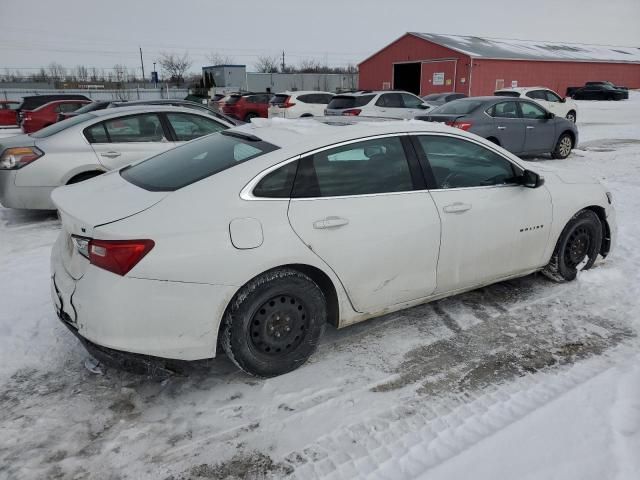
[410,32,640,63]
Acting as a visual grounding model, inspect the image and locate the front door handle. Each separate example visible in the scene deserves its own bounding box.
[100,151,121,159]
[443,202,472,214]
[497,126,506,130]
[526,126,535,130]
[313,216,349,229]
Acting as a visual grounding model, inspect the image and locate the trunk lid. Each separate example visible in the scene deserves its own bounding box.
[52,171,169,279]
[415,113,464,124]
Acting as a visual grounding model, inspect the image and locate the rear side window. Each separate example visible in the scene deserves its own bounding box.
[416,135,516,189]
[292,136,414,198]
[104,114,165,142]
[166,113,226,141]
[253,161,298,198]
[487,101,520,118]
[327,95,375,109]
[84,122,109,143]
[121,132,279,191]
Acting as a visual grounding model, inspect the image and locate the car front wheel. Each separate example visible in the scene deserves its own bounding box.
[551,133,573,159]
[565,111,576,123]
[542,210,602,282]
[221,268,327,377]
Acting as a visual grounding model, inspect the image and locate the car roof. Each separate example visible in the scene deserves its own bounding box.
[233,117,472,153]
[276,90,334,95]
[89,104,230,119]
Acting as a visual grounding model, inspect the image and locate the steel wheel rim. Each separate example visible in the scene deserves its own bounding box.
[565,226,591,268]
[249,294,310,355]
[559,136,572,157]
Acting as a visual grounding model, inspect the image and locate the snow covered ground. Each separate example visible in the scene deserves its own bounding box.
[1,94,640,480]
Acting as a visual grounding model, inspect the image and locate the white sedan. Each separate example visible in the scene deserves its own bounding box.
[50,119,615,377]
[0,105,232,209]
[494,86,579,123]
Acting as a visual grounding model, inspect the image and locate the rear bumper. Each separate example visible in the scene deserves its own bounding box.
[0,170,56,209]
[50,232,237,362]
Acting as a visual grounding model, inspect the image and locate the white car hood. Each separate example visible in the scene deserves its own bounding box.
[520,161,600,185]
[51,170,169,231]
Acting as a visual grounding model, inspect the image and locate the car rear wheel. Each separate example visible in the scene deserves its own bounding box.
[542,210,602,282]
[551,133,573,159]
[565,111,576,123]
[221,268,326,377]
[244,112,258,122]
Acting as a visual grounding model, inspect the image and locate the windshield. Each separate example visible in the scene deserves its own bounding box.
[432,99,485,115]
[121,131,279,191]
[30,113,97,138]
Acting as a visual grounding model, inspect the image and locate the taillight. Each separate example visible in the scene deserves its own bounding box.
[446,121,473,131]
[342,109,361,116]
[282,97,295,108]
[88,239,155,276]
[0,146,44,170]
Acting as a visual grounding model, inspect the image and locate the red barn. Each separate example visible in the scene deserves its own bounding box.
[358,32,640,97]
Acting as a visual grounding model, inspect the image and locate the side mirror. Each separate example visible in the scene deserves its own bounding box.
[418,103,430,110]
[546,112,555,119]
[521,169,544,188]
[561,97,567,103]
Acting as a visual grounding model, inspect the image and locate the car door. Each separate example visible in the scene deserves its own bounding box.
[373,93,404,118]
[85,113,174,170]
[486,101,526,153]
[542,90,567,116]
[520,101,556,153]
[164,112,227,144]
[400,93,430,118]
[287,135,441,313]
[412,134,552,293]
[525,89,552,112]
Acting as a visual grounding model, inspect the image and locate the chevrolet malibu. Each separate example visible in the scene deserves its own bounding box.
[50,119,615,377]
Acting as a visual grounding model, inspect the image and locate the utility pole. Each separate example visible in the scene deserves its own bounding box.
[139,47,146,84]
[281,50,285,72]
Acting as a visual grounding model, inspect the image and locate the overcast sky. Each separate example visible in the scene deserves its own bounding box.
[1,0,639,77]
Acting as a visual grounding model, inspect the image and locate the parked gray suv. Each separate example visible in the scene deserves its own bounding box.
[416,97,578,159]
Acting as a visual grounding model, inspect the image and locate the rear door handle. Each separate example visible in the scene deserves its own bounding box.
[497,126,506,130]
[100,151,121,159]
[443,203,472,214]
[313,216,349,229]
[526,126,535,130]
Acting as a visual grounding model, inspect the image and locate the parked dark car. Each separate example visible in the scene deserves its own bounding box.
[422,92,467,107]
[219,93,272,121]
[571,85,627,101]
[416,96,578,159]
[585,81,629,99]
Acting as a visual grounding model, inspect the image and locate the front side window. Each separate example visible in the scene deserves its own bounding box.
[417,135,517,189]
[520,102,547,119]
[292,136,414,198]
[166,113,226,141]
[401,93,424,108]
[376,93,403,108]
[526,90,547,100]
[544,90,562,102]
[104,114,165,143]
[488,101,520,118]
[121,131,279,192]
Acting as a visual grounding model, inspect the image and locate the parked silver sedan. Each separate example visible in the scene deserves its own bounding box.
[0,105,232,209]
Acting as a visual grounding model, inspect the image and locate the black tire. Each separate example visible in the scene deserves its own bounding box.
[542,210,602,282]
[551,132,573,159]
[221,268,326,377]
[67,171,103,184]
[244,112,258,122]
[566,111,576,123]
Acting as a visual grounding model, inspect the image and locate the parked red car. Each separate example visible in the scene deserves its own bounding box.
[21,99,90,133]
[219,93,272,121]
[0,100,20,127]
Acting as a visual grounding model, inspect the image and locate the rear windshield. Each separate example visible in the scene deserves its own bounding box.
[433,99,485,115]
[327,95,375,109]
[73,102,106,114]
[270,94,289,105]
[30,113,97,138]
[121,131,279,191]
[494,91,520,97]
[225,95,241,104]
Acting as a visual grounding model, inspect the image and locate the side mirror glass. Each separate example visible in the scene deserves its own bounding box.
[521,169,544,188]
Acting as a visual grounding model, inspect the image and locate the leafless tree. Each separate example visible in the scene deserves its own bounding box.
[75,65,89,82]
[207,52,235,66]
[48,62,66,80]
[158,51,192,85]
[254,55,279,73]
